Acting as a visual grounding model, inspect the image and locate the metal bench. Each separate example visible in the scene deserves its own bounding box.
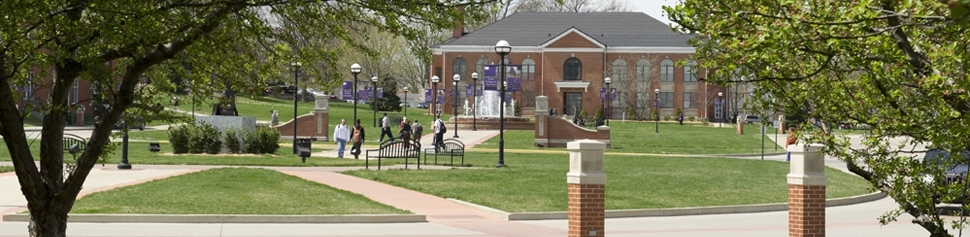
[63,134,86,154]
[423,138,465,166]
[365,140,421,170]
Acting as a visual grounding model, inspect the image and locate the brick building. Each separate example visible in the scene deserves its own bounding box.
[431,12,730,122]
[16,62,119,126]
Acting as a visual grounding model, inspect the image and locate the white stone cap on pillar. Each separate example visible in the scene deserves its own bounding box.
[314,94,330,113]
[567,140,606,184]
[596,126,610,131]
[535,96,549,113]
[787,143,827,186]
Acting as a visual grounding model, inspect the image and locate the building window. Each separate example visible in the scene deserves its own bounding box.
[476,57,487,76]
[25,72,35,100]
[636,59,650,82]
[636,92,649,109]
[72,78,79,105]
[453,57,467,81]
[660,59,674,82]
[684,60,698,82]
[563,57,582,81]
[660,92,673,108]
[521,58,536,107]
[611,59,628,109]
[683,92,696,109]
[564,92,582,115]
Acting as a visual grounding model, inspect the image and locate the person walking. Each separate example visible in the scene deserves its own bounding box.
[333,118,351,158]
[411,119,423,146]
[270,110,279,126]
[678,112,684,125]
[378,113,394,142]
[172,95,180,111]
[351,119,365,159]
[433,115,445,152]
[399,117,412,148]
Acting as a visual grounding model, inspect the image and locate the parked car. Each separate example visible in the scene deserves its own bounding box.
[923,148,970,203]
[743,115,761,124]
[417,102,429,109]
[113,118,145,131]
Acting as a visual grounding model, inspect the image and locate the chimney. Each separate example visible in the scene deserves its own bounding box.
[452,7,464,38]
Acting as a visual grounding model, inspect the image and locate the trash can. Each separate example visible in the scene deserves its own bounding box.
[295,138,313,151]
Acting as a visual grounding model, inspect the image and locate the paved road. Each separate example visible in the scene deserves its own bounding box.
[0,126,941,237]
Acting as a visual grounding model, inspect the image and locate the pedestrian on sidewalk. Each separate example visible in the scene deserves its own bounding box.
[399,117,412,148]
[172,95,180,111]
[411,119,423,146]
[433,115,445,152]
[270,110,279,126]
[351,119,364,159]
[785,127,798,161]
[334,118,350,158]
[378,113,394,142]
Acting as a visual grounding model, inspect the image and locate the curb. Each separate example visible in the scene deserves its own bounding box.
[449,191,885,220]
[1,213,426,223]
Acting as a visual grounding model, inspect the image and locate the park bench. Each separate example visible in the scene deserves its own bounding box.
[423,138,465,166]
[63,134,86,154]
[365,140,421,170]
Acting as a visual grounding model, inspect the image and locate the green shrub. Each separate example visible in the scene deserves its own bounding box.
[257,127,281,154]
[626,107,638,120]
[674,107,683,117]
[663,115,671,121]
[224,128,242,154]
[689,116,696,121]
[188,125,205,153]
[168,125,192,154]
[579,108,588,119]
[242,129,261,154]
[242,127,281,154]
[196,122,222,154]
[594,108,603,121]
[651,109,659,121]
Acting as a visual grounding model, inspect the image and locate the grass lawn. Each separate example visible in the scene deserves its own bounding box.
[0,166,13,173]
[0,139,422,167]
[475,122,785,155]
[344,152,872,212]
[72,168,409,214]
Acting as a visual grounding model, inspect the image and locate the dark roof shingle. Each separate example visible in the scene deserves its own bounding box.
[443,12,693,48]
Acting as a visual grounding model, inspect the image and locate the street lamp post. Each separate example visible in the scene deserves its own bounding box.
[292,62,301,154]
[604,77,611,126]
[351,63,361,127]
[118,122,131,169]
[403,87,409,117]
[471,72,478,131]
[495,40,511,168]
[654,88,660,133]
[431,75,440,116]
[452,74,461,138]
[717,92,723,128]
[372,76,378,127]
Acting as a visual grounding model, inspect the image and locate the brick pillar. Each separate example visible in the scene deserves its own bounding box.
[567,140,606,237]
[534,96,548,147]
[787,144,826,237]
[313,94,330,141]
[778,115,786,134]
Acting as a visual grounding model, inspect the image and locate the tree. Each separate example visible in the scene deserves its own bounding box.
[0,1,496,236]
[667,1,970,236]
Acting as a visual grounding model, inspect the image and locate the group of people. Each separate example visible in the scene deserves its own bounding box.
[331,113,447,159]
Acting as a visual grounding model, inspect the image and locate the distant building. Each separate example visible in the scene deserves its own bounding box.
[430,12,731,122]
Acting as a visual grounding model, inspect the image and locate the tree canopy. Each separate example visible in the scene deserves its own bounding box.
[667,1,970,236]
[0,1,496,236]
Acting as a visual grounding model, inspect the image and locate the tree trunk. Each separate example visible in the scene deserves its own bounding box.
[27,207,69,237]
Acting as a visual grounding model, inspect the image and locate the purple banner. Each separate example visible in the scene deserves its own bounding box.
[466,84,473,96]
[483,65,498,91]
[425,89,432,102]
[377,87,384,99]
[507,78,521,92]
[505,92,512,102]
[342,81,353,100]
[437,90,446,104]
[599,88,617,100]
[358,89,370,101]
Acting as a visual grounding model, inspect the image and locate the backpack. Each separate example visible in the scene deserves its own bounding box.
[438,120,446,134]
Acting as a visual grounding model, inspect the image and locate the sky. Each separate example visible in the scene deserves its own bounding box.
[630,0,677,25]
